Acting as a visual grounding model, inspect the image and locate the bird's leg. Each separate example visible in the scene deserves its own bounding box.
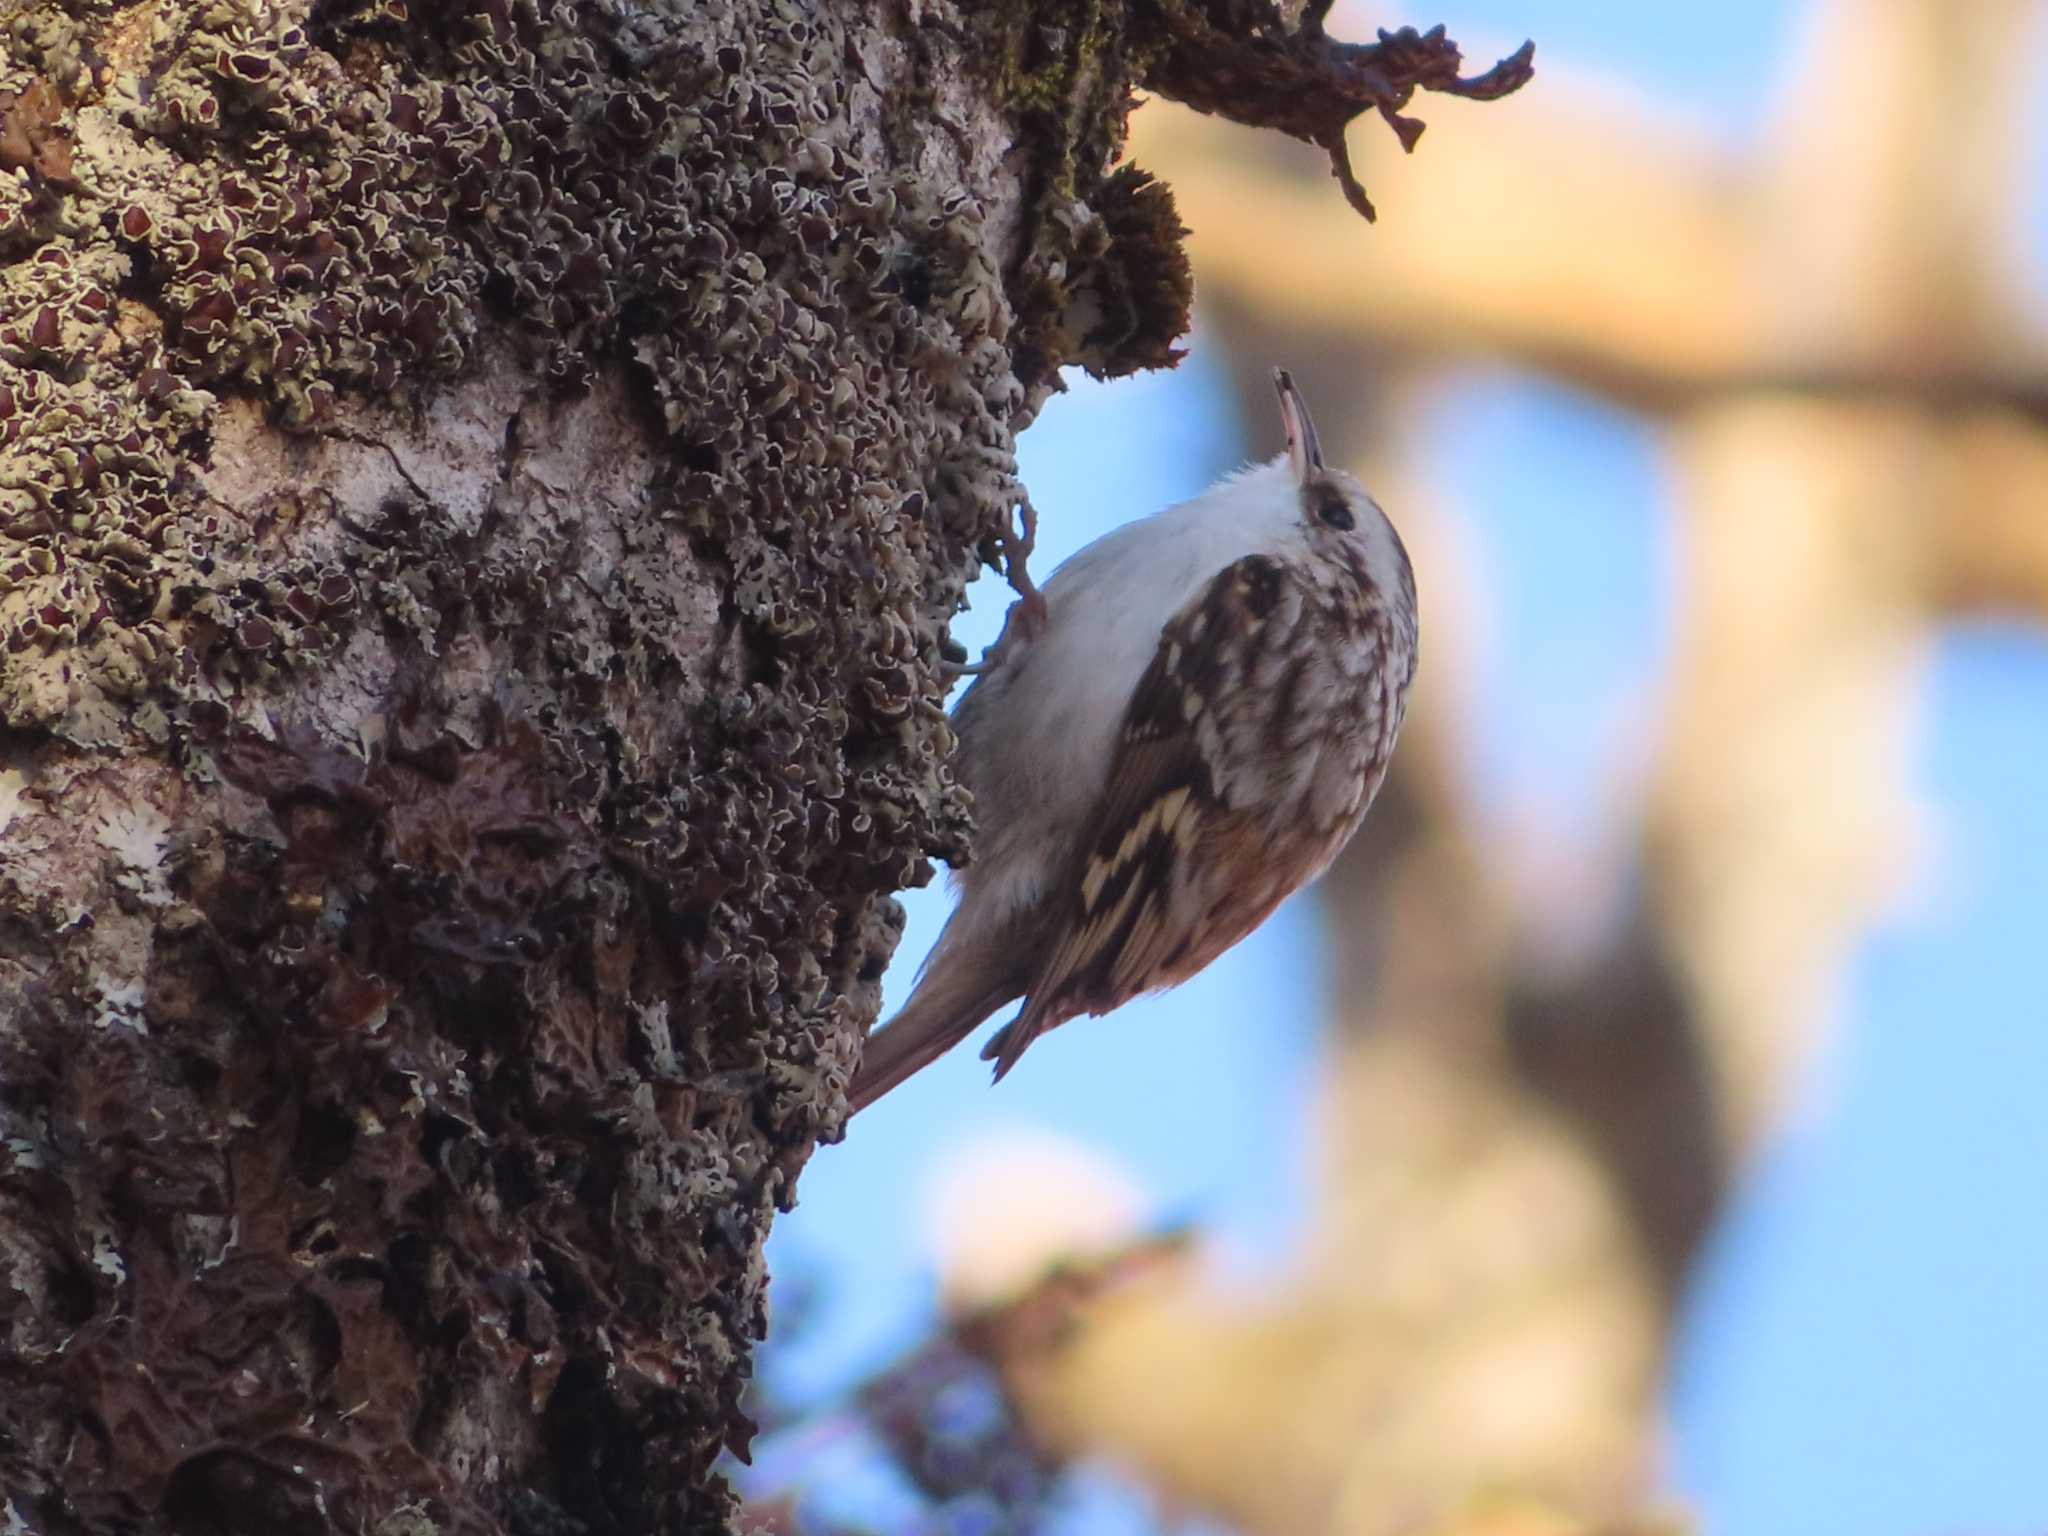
[1000,491,1050,640]
[943,589,1040,677]
[942,492,1050,677]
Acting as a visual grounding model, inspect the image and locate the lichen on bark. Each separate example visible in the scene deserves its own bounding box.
[0,0,1523,1529]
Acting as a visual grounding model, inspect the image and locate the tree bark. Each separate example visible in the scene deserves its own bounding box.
[0,0,1198,1527]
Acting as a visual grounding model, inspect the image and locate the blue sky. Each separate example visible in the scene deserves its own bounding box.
[1670,625,2048,1536]
[767,5,2048,1532]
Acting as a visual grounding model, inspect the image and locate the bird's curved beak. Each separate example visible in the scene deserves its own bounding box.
[1273,368,1323,485]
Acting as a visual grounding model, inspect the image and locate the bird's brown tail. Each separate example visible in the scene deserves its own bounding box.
[846,971,1015,1115]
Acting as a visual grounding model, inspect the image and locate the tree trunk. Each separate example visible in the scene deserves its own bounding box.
[0,0,1196,1527]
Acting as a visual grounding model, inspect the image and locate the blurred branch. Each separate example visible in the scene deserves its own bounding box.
[1129,99,2048,423]
[1313,753,1727,1303]
[1501,915,1727,1300]
[736,1241,1196,1536]
[1716,368,2048,425]
[953,1087,1664,1536]
[1128,98,1755,391]
[1925,410,2048,617]
[745,1230,1668,1533]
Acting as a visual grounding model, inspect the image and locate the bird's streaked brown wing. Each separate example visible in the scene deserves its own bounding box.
[981,553,1299,1079]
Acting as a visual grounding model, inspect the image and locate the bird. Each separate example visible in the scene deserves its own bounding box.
[847,368,1417,1113]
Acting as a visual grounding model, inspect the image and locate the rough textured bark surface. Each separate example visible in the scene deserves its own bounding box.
[0,0,1206,1527]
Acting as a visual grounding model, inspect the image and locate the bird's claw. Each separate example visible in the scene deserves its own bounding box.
[1007,586,1049,642]
[940,494,1050,679]
[1001,493,1044,621]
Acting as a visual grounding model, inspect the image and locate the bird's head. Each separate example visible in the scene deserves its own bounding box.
[1271,368,1416,627]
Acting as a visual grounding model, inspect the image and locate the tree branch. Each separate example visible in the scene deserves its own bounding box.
[1136,4,1535,219]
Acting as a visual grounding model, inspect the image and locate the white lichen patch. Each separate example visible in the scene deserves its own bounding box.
[178,1212,239,1273]
[88,972,148,1035]
[93,799,173,907]
[634,999,679,1078]
[0,769,25,840]
[89,1225,127,1286]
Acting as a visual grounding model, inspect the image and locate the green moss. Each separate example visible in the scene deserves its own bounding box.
[985,0,1125,208]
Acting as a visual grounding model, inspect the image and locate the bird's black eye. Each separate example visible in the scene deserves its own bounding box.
[1316,491,1355,531]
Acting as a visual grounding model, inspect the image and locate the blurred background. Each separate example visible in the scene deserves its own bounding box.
[746,1,2048,1532]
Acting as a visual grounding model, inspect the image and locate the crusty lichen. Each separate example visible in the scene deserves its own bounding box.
[0,0,1196,1529]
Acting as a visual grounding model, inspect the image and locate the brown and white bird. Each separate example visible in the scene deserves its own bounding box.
[848,369,1417,1112]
